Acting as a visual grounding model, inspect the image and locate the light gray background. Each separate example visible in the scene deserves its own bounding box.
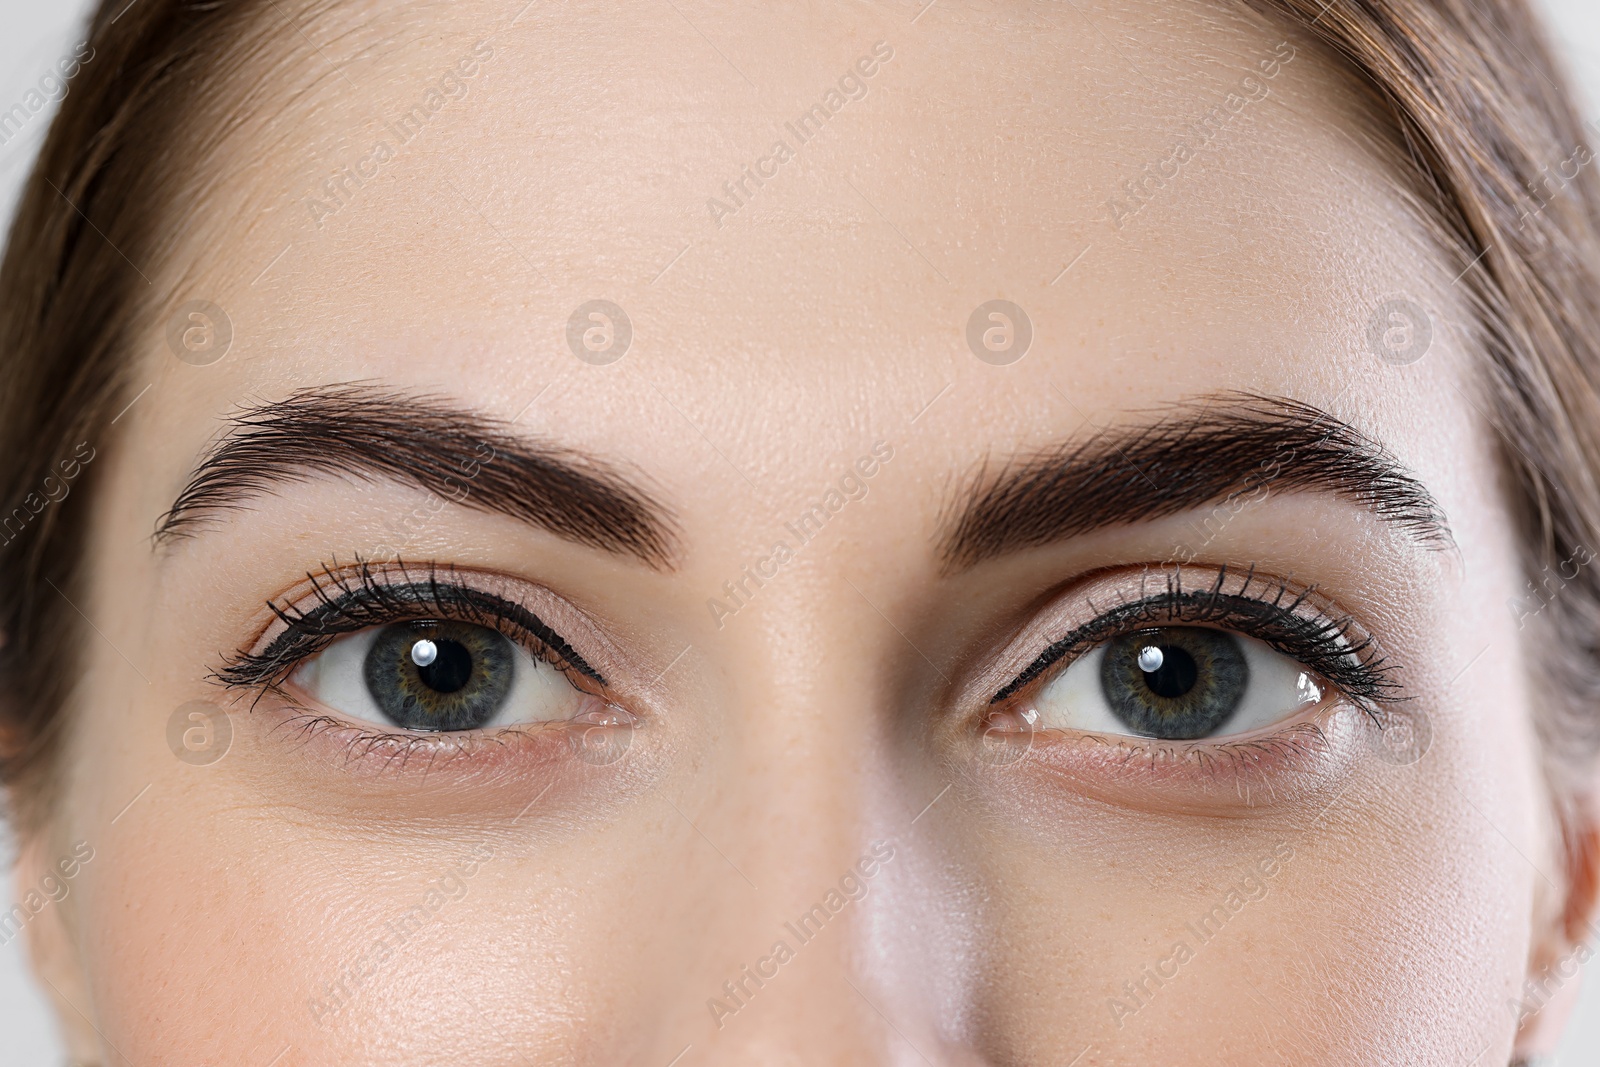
[0,0,1596,1061]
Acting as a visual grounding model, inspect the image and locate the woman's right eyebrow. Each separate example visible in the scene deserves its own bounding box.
[151,383,679,569]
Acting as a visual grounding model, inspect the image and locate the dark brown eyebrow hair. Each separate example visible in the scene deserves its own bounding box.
[154,384,677,568]
[939,392,1453,571]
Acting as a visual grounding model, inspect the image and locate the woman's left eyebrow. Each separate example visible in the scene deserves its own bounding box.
[938,391,1454,572]
[152,383,679,568]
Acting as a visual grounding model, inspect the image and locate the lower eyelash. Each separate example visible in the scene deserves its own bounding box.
[1025,719,1340,800]
[253,696,632,781]
[269,708,539,770]
[1081,720,1332,770]
[991,564,1402,715]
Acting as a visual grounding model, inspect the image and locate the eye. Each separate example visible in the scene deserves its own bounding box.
[1023,625,1326,741]
[290,618,601,732]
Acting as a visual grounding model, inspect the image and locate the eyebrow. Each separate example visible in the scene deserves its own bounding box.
[154,384,677,568]
[939,392,1453,571]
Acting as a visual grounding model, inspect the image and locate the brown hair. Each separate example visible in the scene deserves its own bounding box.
[1246,0,1600,772]
[2,0,1600,831]
[0,0,343,827]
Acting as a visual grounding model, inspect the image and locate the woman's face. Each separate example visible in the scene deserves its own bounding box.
[26,0,1585,1062]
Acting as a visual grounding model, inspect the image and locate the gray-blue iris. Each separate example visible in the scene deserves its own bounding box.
[362,620,515,731]
[1100,627,1249,739]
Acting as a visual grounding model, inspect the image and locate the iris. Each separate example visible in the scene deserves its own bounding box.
[1100,627,1249,739]
[362,620,515,730]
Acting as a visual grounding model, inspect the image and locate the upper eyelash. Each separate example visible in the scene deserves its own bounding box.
[212,557,605,694]
[990,564,1401,712]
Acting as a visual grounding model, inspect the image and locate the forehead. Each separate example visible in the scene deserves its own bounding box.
[146,0,1462,509]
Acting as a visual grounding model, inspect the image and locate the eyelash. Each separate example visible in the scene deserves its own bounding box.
[990,564,1401,720]
[216,560,1392,772]
[214,558,604,703]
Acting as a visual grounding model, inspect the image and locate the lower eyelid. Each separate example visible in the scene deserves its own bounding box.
[978,699,1363,814]
[260,705,600,777]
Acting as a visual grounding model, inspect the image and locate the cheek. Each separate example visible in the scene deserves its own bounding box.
[66,696,751,1063]
[75,800,628,1061]
[76,813,329,1056]
[915,655,1538,1061]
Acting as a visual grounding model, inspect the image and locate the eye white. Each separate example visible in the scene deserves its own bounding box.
[1026,633,1324,739]
[289,627,590,729]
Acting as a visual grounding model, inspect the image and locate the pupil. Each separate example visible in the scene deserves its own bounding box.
[1140,644,1198,698]
[415,639,473,694]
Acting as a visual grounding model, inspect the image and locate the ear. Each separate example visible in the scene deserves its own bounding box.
[1512,788,1599,1060]
[13,832,103,1065]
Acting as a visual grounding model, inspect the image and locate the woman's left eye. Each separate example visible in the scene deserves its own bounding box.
[1020,626,1326,741]
[289,619,598,732]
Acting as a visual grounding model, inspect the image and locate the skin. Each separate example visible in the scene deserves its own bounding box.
[11,0,1599,1063]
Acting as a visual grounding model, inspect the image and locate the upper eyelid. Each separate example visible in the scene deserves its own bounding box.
[290,583,602,681]
[991,566,1261,703]
[214,566,606,690]
[989,570,1397,709]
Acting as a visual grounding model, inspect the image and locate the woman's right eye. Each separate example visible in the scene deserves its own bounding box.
[289,618,601,732]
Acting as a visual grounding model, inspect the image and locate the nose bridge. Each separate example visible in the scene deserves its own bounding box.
[691,600,884,1061]
[684,568,981,1066]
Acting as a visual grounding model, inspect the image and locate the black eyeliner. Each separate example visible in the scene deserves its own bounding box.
[989,565,1399,710]
[214,559,605,692]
